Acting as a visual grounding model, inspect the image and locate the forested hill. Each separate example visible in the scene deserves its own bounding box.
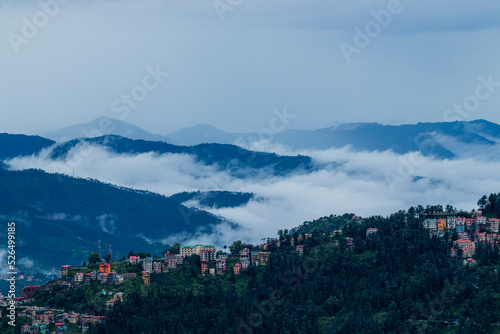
[28,204,500,334]
[168,191,255,209]
[0,133,54,160]
[48,135,316,177]
[0,167,227,272]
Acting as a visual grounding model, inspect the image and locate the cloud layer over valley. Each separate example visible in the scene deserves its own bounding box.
[7,143,500,248]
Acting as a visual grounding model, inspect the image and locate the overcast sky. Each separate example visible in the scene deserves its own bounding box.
[1,0,500,135]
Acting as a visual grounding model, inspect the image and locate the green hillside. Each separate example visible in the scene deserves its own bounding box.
[0,168,228,274]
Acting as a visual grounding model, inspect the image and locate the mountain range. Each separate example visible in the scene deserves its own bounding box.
[3,117,500,274]
[38,118,500,159]
[39,117,171,143]
[0,133,312,273]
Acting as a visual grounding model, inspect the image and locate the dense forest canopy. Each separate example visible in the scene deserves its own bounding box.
[22,194,500,333]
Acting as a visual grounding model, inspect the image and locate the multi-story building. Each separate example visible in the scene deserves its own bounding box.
[488,218,500,233]
[259,252,270,266]
[240,248,250,262]
[241,259,250,270]
[99,264,111,274]
[456,220,466,233]
[476,232,486,242]
[250,251,260,265]
[366,228,379,236]
[101,273,109,284]
[167,258,177,269]
[201,262,209,276]
[463,258,477,266]
[437,218,447,231]
[217,251,229,260]
[466,218,475,231]
[74,272,84,283]
[453,239,475,258]
[115,274,124,284]
[122,273,137,280]
[216,259,226,274]
[447,216,457,230]
[43,311,54,325]
[129,256,141,265]
[21,286,40,300]
[60,265,71,277]
[296,245,304,256]
[233,263,242,276]
[458,233,468,241]
[153,262,162,273]
[142,258,153,272]
[423,219,437,230]
[180,245,217,258]
[142,271,151,286]
[476,216,487,230]
[200,248,216,262]
[174,254,184,265]
[180,246,197,258]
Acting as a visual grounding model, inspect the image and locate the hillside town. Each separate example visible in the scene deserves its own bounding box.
[422,211,500,264]
[5,210,500,333]
[3,238,294,333]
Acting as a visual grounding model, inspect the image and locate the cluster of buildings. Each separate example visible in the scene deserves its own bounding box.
[15,307,106,333]
[179,244,229,276]
[132,252,184,285]
[422,215,500,260]
[60,264,138,287]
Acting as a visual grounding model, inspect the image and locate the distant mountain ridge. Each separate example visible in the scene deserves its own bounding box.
[48,135,316,177]
[39,117,171,143]
[35,118,500,159]
[0,133,54,160]
[166,119,500,159]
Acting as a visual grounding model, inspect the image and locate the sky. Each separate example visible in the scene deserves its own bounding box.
[1,0,500,135]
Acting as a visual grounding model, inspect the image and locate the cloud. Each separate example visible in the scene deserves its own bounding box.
[18,257,35,269]
[6,143,500,250]
[96,214,117,234]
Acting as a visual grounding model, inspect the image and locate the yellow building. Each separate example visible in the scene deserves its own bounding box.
[437,218,447,231]
[259,252,270,266]
[142,271,151,286]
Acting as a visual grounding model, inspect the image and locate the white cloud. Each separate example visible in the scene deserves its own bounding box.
[96,213,117,234]
[18,257,35,269]
[6,144,500,249]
